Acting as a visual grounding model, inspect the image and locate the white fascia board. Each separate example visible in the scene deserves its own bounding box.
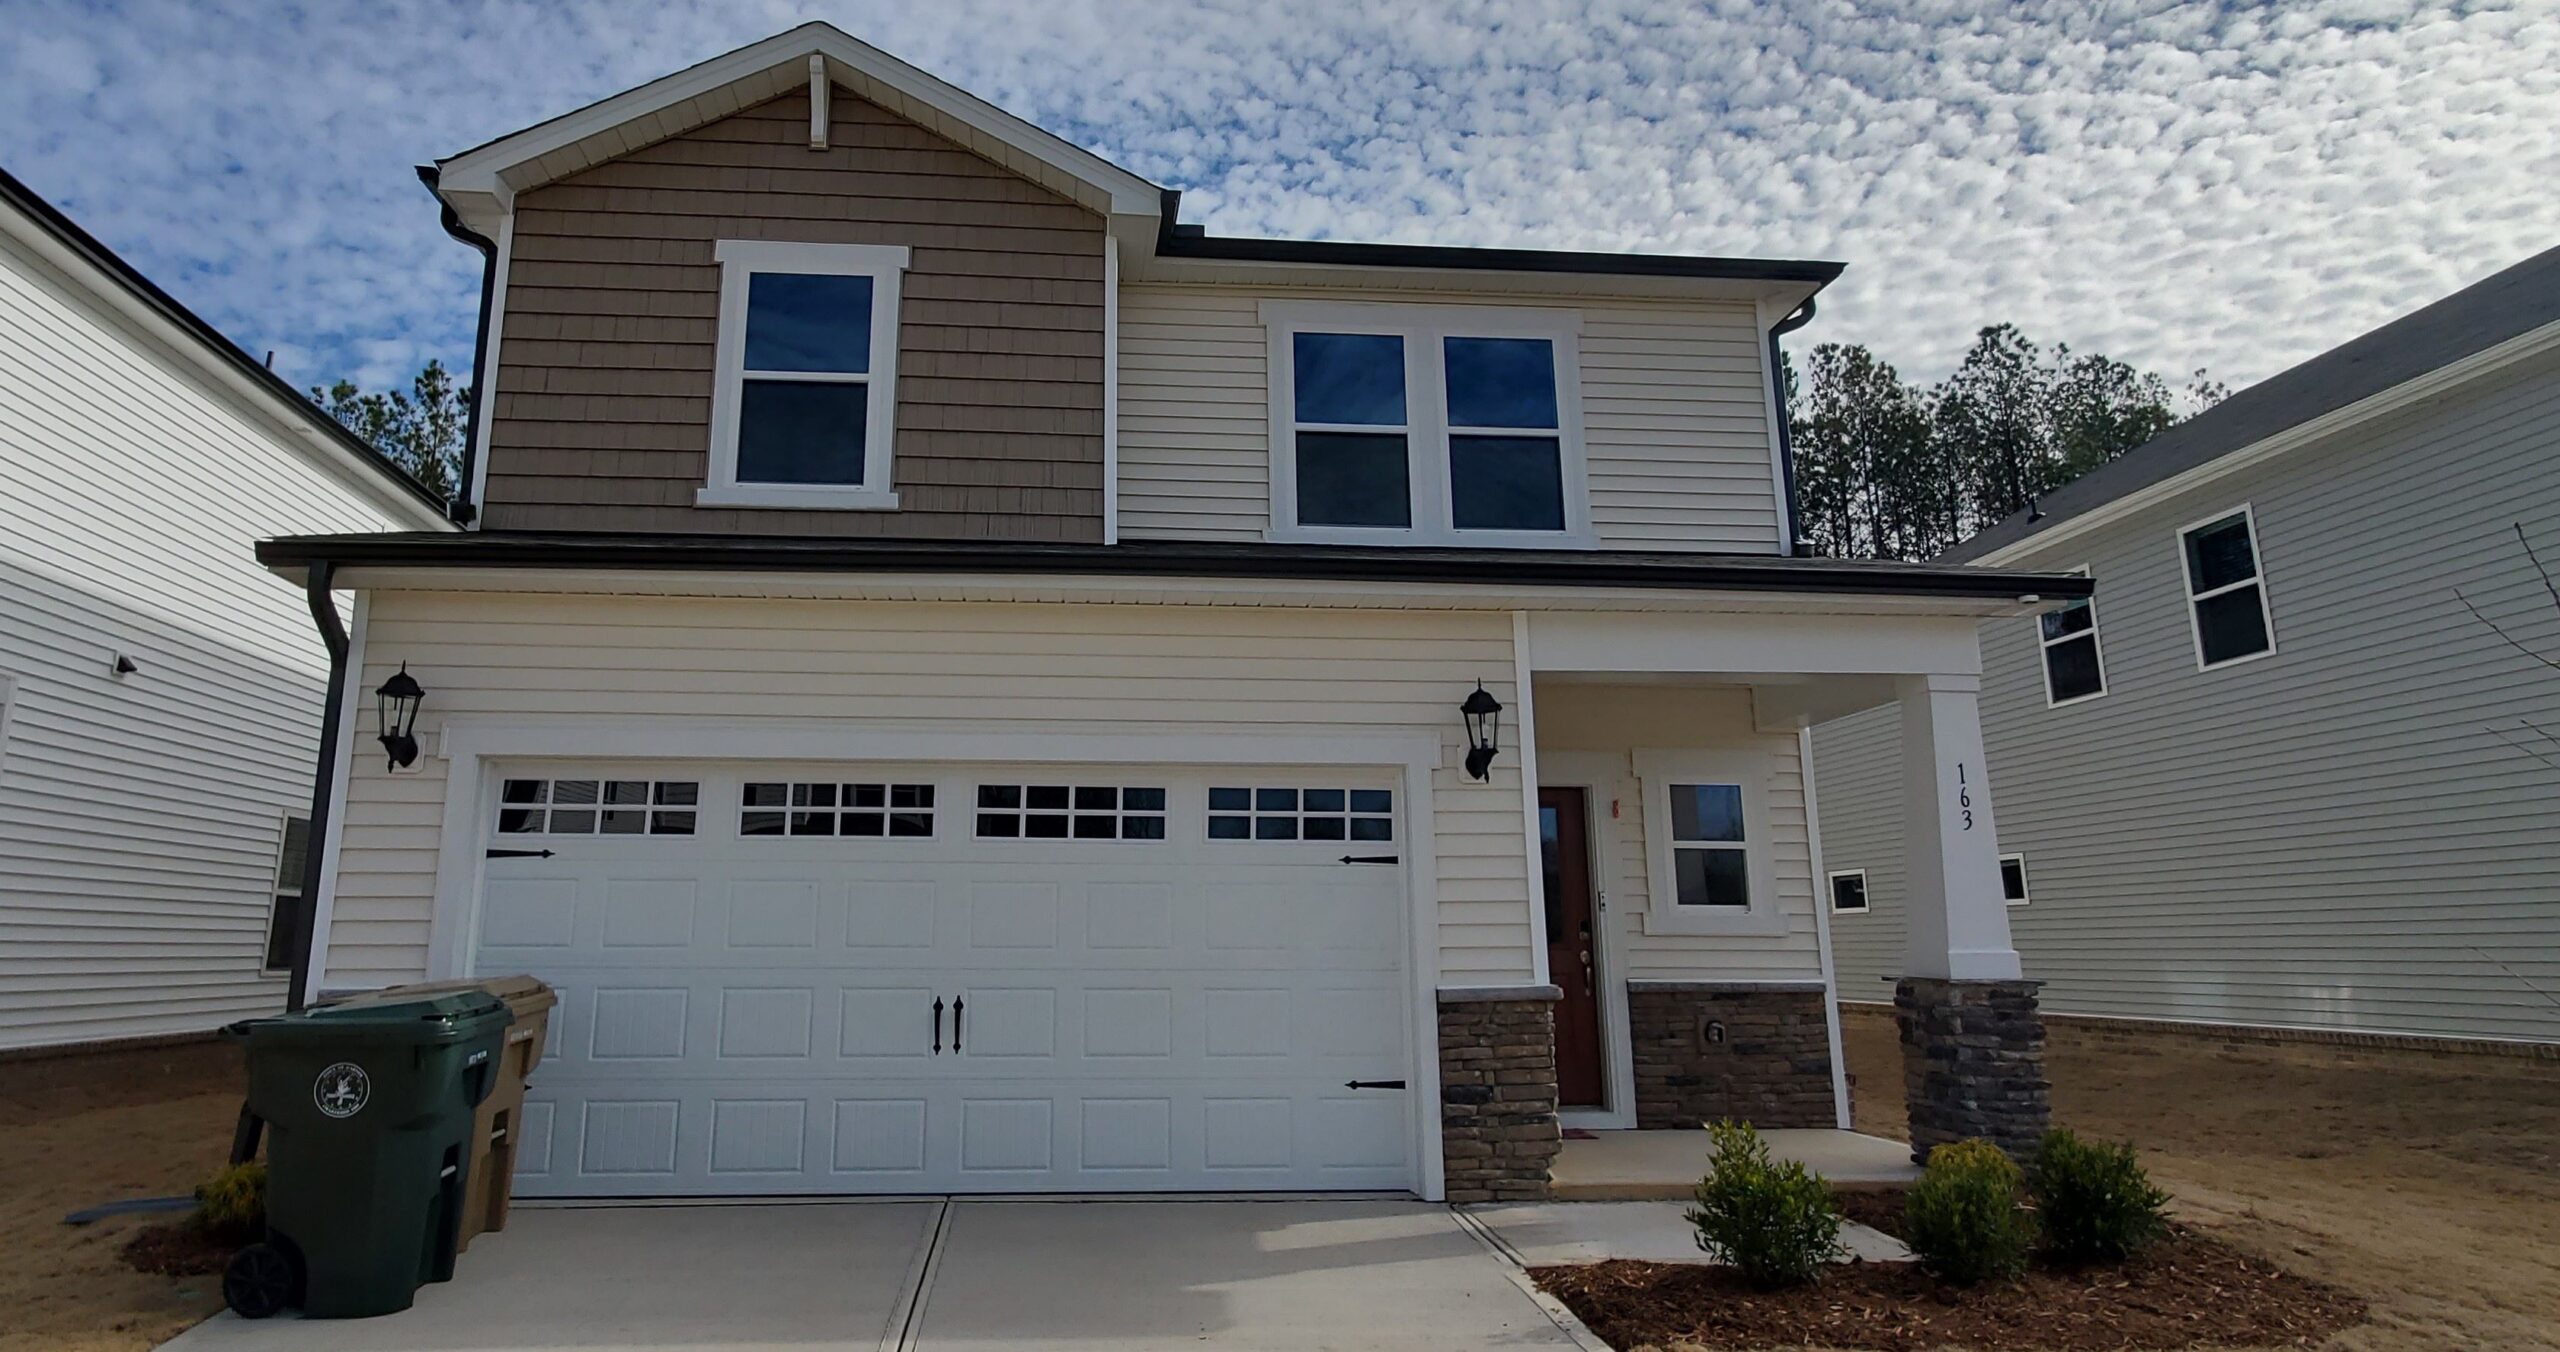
[1971,316,2560,567]
[433,23,1161,228]
[0,210,453,533]
[1129,253,1823,308]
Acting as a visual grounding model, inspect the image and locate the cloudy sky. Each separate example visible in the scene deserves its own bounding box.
[4,0,2555,397]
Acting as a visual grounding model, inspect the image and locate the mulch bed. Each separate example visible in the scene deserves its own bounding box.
[1534,1226,2366,1351]
[121,1221,237,1277]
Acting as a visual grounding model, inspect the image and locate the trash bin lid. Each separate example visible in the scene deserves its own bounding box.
[233,987,512,1044]
[311,987,510,1026]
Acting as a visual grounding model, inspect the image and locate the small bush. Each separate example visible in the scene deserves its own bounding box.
[1902,1140,2035,1284]
[2032,1128,2170,1262]
[193,1162,266,1245]
[1684,1120,1845,1288]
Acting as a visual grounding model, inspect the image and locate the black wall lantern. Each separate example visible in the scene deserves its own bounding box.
[1460,682,1504,782]
[375,664,424,771]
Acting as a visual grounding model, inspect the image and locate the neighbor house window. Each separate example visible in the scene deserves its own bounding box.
[1267,303,1587,545]
[700,240,909,511]
[1633,750,1786,936]
[2039,573,2106,705]
[263,815,310,973]
[2180,507,2275,668]
[2000,853,2031,906]
[1827,869,1869,914]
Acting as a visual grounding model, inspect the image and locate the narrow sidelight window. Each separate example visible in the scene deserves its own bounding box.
[2180,507,2276,668]
[702,240,909,510]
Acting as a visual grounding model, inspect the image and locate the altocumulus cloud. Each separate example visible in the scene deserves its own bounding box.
[3,0,2555,393]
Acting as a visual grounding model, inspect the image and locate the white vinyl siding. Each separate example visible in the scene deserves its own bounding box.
[1116,286,1780,551]
[324,594,1537,989]
[1813,350,2560,1044]
[0,226,427,1050]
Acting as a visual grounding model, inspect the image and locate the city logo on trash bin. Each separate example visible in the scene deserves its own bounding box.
[313,1061,371,1119]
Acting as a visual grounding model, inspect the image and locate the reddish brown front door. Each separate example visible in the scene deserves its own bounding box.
[1540,787,1606,1108]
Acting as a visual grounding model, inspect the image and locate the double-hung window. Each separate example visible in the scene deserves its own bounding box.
[1267,304,1588,545]
[701,240,908,511]
[1633,750,1785,936]
[2180,506,2276,668]
[2038,571,2106,705]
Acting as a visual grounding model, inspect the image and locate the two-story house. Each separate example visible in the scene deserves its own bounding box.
[1813,246,2560,1056]
[259,24,2087,1201]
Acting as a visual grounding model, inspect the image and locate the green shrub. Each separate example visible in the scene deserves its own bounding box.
[1683,1120,1845,1288]
[2032,1128,2170,1262]
[1902,1140,2035,1284]
[193,1162,266,1244]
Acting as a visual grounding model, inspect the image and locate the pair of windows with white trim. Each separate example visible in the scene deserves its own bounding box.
[700,240,908,511]
[1267,304,1590,545]
[1824,855,2026,914]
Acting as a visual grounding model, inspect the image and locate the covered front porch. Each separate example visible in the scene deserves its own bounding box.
[1483,602,2057,1195]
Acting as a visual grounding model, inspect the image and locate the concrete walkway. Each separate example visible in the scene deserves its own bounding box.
[164,1198,1593,1351]
[1550,1128,1919,1200]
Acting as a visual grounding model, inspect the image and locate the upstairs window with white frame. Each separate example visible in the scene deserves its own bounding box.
[1268,304,1588,546]
[2039,575,2106,705]
[2180,507,2276,668]
[701,240,909,511]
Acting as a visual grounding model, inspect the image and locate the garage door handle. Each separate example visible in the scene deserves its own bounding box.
[952,997,964,1052]
[485,848,555,859]
[1344,1080,1406,1090]
[1338,855,1398,865]
[931,997,943,1055]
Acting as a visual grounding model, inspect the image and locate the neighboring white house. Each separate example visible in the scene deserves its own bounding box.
[0,168,455,1052]
[262,23,2081,1202]
[1814,247,2560,1049]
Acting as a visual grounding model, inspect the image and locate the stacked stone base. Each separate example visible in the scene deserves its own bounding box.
[1437,988,1562,1203]
[1895,976,2052,1163]
[1627,982,1837,1128]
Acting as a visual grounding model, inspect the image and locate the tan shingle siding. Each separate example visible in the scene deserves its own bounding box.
[483,90,1105,540]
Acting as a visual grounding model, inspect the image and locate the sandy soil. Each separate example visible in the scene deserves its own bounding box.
[1842,1010,2560,1352]
[0,1042,242,1352]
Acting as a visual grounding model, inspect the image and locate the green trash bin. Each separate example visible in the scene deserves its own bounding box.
[224,989,513,1319]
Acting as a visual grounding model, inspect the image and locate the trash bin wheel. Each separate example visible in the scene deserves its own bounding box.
[223,1242,300,1319]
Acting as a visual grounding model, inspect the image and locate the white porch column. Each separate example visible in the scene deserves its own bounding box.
[1897,673,2023,982]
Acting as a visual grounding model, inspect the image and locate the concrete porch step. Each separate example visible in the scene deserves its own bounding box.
[1549,1127,1921,1201]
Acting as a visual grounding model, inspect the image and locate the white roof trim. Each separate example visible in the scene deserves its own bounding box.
[1970,315,2560,566]
[433,22,1161,231]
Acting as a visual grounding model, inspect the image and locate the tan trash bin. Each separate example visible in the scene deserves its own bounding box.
[326,975,558,1252]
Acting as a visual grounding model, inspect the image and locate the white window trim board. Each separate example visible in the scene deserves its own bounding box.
[699,239,910,511]
[1259,299,1594,549]
[1826,867,1870,914]
[2039,564,2108,708]
[463,210,513,530]
[2000,851,2031,906]
[302,591,367,1005]
[413,720,1454,1200]
[2178,503,2278,672]
[1631,747,1789,937]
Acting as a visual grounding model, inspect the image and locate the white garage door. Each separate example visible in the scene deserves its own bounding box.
[473,764,1414,1196]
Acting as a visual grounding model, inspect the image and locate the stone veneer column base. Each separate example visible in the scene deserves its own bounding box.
[1436,987,1562,1204]
[1627,982,1838,1129]
[1895,976,2053,1164]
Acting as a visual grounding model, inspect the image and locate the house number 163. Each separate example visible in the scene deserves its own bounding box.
[1955,762,1974,830]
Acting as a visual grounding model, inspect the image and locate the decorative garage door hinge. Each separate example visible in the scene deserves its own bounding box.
[1337,855,1399,865]
[1343,1079,1407,1090]
[484,848,555,859]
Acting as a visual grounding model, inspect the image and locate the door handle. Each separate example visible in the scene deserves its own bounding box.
[952,997,964,1052]
[931,997,943,1055]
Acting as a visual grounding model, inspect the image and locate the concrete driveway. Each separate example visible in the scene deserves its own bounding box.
[164,1199,1590,1351]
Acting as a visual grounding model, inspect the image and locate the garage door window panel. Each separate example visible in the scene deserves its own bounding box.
[500,779,698,836]
[743,782,935,838]
[977,784,1166,840]
[1207,786,1394,842]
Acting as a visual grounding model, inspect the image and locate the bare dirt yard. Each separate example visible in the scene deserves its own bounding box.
[1842,1008,2560,1351]
[0,1040,241,1352]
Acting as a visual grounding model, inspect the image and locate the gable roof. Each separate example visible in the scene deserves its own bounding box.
[431,22,1166,241]
[1950,245,2560,565]
[0,165,454,527]
[429,23,1842,305]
